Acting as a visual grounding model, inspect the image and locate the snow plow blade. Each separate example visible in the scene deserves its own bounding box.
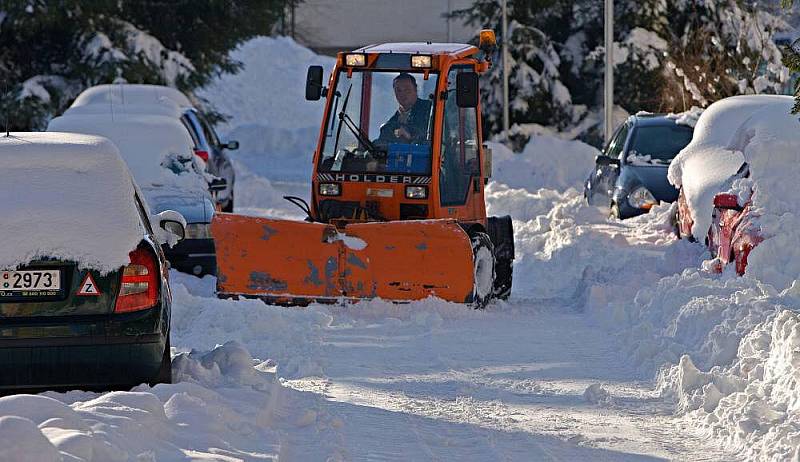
[212,214,475,304]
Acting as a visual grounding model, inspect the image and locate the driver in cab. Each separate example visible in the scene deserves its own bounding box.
[375,73,432,148]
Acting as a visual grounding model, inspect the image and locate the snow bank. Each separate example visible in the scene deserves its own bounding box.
[0,132,144,273]
[170,275,331,379]
[0,342,329,461]
[197,36,335,182]
[198,36,335,132]
[488,136,598,192]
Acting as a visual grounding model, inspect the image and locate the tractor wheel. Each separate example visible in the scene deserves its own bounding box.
[471,232,495,309]
[493,257,513,300]
[153,336,172,385]
[222,193,234,213]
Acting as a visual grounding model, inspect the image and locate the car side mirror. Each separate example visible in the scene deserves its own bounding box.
[595,155,620,167]
[224,140,239,151]
[456,72,479,108]
[154,210,186,246]
[306,65,325,101]
[209,178,228,192]
[713,193,743,211]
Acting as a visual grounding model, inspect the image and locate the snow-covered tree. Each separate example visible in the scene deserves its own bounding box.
[454,1,577,147]
[0,1,290,130]
[455,0,789,148]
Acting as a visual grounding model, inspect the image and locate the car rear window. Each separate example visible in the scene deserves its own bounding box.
[627,125,693,162]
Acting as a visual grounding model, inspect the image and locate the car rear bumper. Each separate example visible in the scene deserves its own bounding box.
[163,238,216,276]
[0,307,167,390]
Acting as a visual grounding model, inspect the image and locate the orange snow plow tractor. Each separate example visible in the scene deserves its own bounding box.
[212,31,515,307]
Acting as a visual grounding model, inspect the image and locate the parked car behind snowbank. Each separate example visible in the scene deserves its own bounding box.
[48,113,219,277]
[0,132,182,390]
[670,95,800,286]
[585,113,694,219]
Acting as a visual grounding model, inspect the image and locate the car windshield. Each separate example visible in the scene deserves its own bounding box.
[626,124,694,164]
[319,70,438,175]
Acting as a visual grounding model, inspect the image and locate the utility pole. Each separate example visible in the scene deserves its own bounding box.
[502,0,510,137]
[448,0,454,42]
[604,0,614,143]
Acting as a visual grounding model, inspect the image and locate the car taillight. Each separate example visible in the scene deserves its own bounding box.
[194,149,209,162]
[114,247,159,313]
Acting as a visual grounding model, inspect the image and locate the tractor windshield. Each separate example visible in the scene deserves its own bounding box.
[319,70,437,175]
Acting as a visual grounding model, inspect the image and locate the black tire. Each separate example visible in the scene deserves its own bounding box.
[493,258,513,300]
[470,232,495,309]
[610,202,621,219]
[222,193,234,213]
[153,336,172,385]
[487,216,514,301]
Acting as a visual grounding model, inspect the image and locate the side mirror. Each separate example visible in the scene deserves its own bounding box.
[595,155,620,167]
[154,210,186,246]
[713,193,743,211]
[306,65,324,101]
[209,178,228,192]
[224,140,239,151]
[456,72,479,108]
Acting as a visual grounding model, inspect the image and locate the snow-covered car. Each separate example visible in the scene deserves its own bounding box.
[48,112,219,277]
[670,95,800,277]
[69,84,239,212]
[0,132,183,390]
[585,113,694,219]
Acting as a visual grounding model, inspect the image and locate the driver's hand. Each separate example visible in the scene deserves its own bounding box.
[394,127,412,140]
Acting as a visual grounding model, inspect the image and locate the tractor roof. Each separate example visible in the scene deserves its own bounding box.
[355,42,477,57]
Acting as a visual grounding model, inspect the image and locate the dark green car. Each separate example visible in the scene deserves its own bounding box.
[0,132,185,392]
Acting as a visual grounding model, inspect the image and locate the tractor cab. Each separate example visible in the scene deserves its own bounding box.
[305,39,494,225]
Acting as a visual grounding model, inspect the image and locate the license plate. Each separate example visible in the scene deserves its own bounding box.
[1,270,61,294]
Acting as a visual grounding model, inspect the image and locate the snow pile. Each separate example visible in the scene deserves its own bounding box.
[487,136,598,192]
[0,342,339,461]
[611,263,800,459]
[665,106,704,128]
[0,132,144,273]
[500,192,702,302]
[48,113,209,195]
[169,275,331,379]
[198,37,335,181]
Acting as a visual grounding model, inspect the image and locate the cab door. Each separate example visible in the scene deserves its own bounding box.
[437,65,483,220]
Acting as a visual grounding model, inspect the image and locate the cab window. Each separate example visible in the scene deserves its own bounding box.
[439,66,480,206]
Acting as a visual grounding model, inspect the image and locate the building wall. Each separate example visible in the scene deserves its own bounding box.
[292,0,477,55]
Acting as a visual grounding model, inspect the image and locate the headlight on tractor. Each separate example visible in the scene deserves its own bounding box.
[345,53,366,67]
[185,223,211,239]
[411,55,432,68]
[405,186,428,199]
[319,183,341,196]
[628,186,658,210]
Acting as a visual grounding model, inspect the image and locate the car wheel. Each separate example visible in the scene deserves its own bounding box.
[671,205,682,238]
[471,232,495,309]
[610,202,621,219]
[153,336,172,385]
